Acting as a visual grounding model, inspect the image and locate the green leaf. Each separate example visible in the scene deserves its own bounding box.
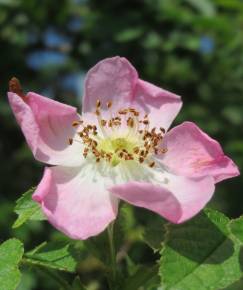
[13,188,46,229]
[221,278,243,290]
[143,218,167,251]
[24,241,82,273]
[122,265,159,290]
[229,216,243,243]
[72,276,87,290]
[0,239,24,290]
[115,27,144,42]
[159,208,243,290]
[185,0,216,16]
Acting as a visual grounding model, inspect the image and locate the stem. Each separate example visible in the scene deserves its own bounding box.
[21,258,72,290]
[38,267,72,290]
[107,223,117,285]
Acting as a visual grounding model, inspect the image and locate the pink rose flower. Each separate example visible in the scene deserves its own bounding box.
[8,57,239,240]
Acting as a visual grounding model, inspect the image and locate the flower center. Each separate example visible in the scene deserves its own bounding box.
[98,137,137,167]
[69,100,167,168]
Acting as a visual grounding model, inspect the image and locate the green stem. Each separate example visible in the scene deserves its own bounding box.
[107,223,117,286]
[21,258,72,290]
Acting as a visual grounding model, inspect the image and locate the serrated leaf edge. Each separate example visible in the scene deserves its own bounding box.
[159,209,234,290]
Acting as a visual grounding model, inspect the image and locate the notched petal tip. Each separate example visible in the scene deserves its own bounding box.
[9,77,26,99]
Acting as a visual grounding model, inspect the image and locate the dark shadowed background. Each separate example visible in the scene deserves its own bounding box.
[0,0,243,289]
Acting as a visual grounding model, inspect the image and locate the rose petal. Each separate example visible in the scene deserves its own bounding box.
[8,92,83,166]
[110,172,215,224]
[161,122,240,182]
[33,165,118,240]
[83,56,138,113]
[132,79,182,131]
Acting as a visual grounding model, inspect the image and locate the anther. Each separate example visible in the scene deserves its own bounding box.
[72,120,82,127]
[101,119,107,126]
[160,127,165,134]
[129,108,136,113]
[118,109,128,115]
[68,138,73,145]
[133,147,139,154]
[119,152,124,158]
[139,157,144,163]
[160,148,168,154]
[107,101,112,108]
[96,100,101,108]
[149,161,155,168]
[127,117,134,128]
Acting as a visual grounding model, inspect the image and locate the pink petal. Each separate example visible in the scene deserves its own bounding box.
[161,122,240,182]
[132,79,182,131]
[83,56,138,113]
[33,166,118,240]
[110,174,215,224]
[8,92,83,166]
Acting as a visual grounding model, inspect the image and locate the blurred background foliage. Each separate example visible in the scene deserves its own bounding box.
[0,0,243,289]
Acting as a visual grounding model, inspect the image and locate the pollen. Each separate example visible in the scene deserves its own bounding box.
[68,99,167,167]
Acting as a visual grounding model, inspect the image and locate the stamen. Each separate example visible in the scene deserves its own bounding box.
[133,147,139,154]
[118,109,128,115]
[72,120,83,127]
[100,119,107,126]
[149,161,155,168]
[127,117,134,128]
[160,148,168,154]
[71,103,167,166]
[160,127,165,134]
[107,101,112,109]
